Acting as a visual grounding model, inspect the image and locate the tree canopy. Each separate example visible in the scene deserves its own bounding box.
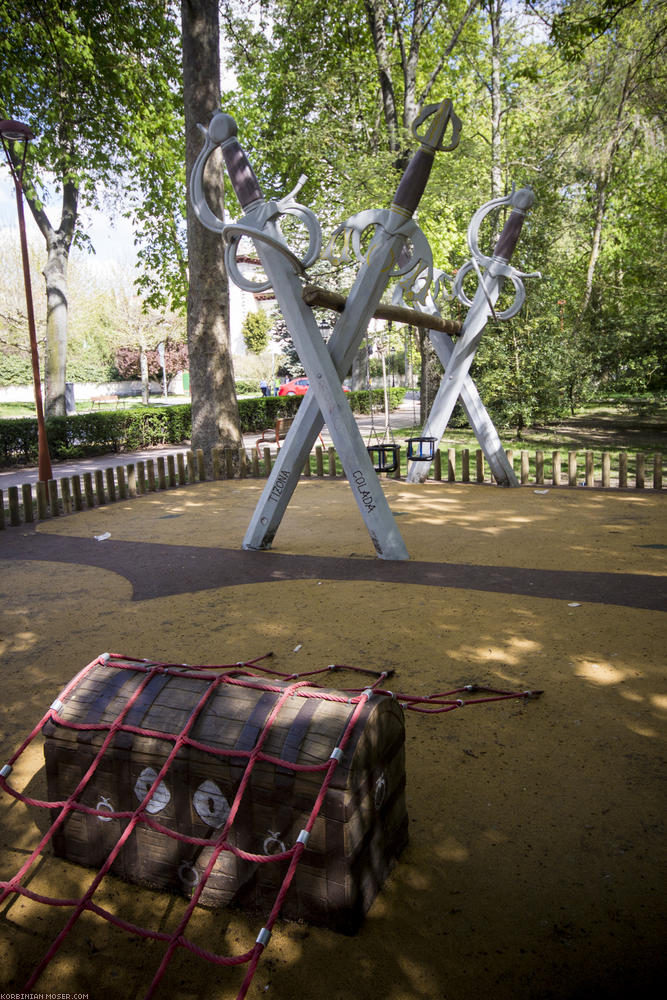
[219,0,665,429]
[0,0,182,413]
[1,0,664,434]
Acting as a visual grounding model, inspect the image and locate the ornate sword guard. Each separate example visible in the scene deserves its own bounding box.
[322,97,463,301]
[412,99,462,152]
[392,264,456,315]
[452,185,541,320]
[323,208,430,277]
[190,112,322,293]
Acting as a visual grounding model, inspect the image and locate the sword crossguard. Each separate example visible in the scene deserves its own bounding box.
[453,185,541,320]
[323,207,430,277]
[412,99,462,153]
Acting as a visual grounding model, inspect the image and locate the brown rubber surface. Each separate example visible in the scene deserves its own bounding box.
[1,479,665,999]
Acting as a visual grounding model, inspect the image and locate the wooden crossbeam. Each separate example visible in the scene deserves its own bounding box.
[302,284,461,336]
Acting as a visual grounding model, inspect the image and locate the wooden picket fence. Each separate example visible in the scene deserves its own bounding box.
[0,443,664,530]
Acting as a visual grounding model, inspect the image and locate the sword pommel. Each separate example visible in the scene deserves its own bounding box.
[510,187,535,212]
[207,112,237,145]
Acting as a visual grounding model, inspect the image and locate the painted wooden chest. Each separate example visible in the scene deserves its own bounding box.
[42,654,408,932]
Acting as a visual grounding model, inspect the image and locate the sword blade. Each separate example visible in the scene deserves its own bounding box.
[252,222,410,560]
[242,218,411,552]
[408,325,519,486]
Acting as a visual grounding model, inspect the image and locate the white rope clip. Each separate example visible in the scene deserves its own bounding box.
[256,927,272,948]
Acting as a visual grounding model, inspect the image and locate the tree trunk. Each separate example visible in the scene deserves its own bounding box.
[364,0,400,155]
[43,233,69,417]
[579,62,635,316]
[488,0,503,201]
[181,0,242,458]
[21,171,78,419]
[418,327,441,424]
[140,335,150,404]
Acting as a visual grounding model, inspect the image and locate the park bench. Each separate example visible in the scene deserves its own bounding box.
[90,395,122,409]
[255,416,324,456]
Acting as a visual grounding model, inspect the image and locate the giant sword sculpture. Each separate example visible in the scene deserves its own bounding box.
[191,100,462,560]
[404,186,539,483]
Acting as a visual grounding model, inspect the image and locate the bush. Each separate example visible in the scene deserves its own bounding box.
[346,387,406,414]
[235,379,261,396]
[0,353,33,387]
[0,417,39,464]
[0,404,194,467]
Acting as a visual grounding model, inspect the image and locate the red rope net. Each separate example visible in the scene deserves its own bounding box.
[0,652,541,998]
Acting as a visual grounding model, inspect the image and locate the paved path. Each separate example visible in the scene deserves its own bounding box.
[2,526,663,611]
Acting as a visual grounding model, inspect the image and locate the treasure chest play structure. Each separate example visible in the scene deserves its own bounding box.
[42,653,408,933]
[0,653,539,998]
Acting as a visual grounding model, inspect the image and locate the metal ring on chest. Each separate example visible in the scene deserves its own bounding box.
[178,861,200,888]
[263,830,286,856]
[96,796,114,823]
[374,773,387,809]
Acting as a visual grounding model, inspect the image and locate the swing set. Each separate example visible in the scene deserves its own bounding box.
[364,323,436,475]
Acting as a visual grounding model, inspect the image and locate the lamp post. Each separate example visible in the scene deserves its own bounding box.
[0,119,52,482]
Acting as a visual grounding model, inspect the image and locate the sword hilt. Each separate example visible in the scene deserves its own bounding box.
[453,186,539,320]
[392,99,462,217]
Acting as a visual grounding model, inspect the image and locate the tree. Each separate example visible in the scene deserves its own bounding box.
[363,0,480,165]
[181,0,243,458]
[242,309,273,354]
[115,341,188,380]
[0,0,182,415]
[220,0,665,425]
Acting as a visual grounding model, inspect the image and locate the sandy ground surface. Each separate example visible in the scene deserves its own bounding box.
[0,478,665,1000]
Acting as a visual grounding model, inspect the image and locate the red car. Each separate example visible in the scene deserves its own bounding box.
[278,377,350,396]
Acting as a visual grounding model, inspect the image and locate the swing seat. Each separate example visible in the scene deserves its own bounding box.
[367,443,400,474]
[406,437,437,461]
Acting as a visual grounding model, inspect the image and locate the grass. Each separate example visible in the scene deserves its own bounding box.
[394,400,667,457]
[0,398,183,418]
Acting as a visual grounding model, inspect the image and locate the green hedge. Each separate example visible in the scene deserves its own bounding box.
[0,388,406,467]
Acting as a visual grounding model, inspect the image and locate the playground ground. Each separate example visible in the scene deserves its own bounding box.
[0,477,665,999]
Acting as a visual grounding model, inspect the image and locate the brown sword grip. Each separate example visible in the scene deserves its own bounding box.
[206,112,264,208]
[493,189,535,260]
[392,147,438,217]
[222,138,263,209]
[392,99,461,217]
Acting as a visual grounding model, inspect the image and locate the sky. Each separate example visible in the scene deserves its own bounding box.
[0,171,138,275]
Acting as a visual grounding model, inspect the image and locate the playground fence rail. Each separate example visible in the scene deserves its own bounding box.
[1,445,663,530]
